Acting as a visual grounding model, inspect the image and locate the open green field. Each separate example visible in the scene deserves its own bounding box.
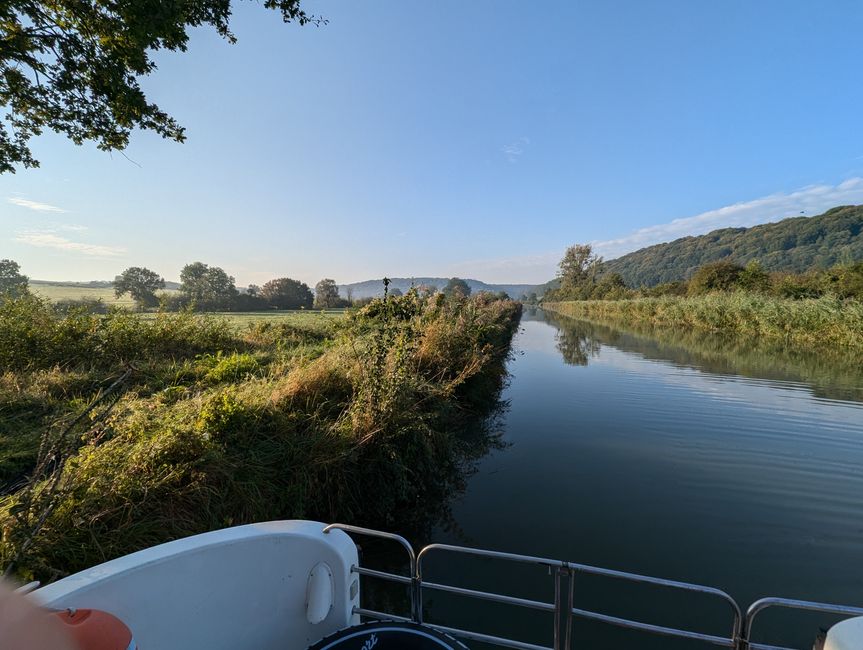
[138,309,347,330]
[28,283,346,329]
[30,282,132,305]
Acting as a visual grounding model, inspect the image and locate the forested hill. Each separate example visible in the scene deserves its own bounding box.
[603,205,863,287]
[339,277,538,299]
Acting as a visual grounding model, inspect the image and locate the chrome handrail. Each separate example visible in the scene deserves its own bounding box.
[323,523,421,621]
[324,523,863,650]
[418,544,567,650]
[741,597,863,650]
[563,558,742,648]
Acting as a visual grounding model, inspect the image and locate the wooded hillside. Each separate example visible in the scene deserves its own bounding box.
[604,205,863,287]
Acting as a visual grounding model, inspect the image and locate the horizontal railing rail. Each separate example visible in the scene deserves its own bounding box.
[741,597,863,650]
[417,543,565,650]
[323,523,863,650]
[562,557,742,648]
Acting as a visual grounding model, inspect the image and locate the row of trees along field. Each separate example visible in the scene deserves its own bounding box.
[116,263,345,311]
[543,244,863,302]
[0,259,495,312]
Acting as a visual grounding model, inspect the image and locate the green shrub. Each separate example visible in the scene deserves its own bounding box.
[775,273,823,299]
[737,261,771,293]
[0,296,237,370]
[821,262,863,300]
[200,352,260,383]
[688,260,744,295]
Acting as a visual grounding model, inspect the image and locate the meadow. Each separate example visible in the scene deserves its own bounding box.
[29,282,345,329]
[0,291,521,581]
[30,281,140,306]
[137,309,347,330]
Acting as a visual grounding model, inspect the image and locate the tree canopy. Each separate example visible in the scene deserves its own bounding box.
[180,262,237,306]
[0,1,321,173]
[442,277,471,298]
[262,277,313,309]
[314,279,341,308]
[0,259,28,297]
[557,244,602,294]
[114,266,165,307]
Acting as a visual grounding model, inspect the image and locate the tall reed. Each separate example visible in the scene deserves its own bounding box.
[543,294,863,353]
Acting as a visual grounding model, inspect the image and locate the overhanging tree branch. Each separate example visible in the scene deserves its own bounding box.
[0,1,324,173]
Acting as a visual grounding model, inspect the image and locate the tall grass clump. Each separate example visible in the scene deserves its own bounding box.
[0,291,521,582]
[543,294,863,353]
[0,294,237,371]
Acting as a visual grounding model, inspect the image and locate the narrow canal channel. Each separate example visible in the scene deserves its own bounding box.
[368,308,863,649]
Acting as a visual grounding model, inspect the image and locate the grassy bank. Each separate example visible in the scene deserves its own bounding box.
[541,309,863,402]
[543,294,863,353]
[0,292,520,581]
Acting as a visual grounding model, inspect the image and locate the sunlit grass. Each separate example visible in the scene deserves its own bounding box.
[137,309,347,330]
[0,293,520,581]
[544,294,863,352]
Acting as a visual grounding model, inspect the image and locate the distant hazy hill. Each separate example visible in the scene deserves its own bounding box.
[339,277,539,300]
[603,205,863,287]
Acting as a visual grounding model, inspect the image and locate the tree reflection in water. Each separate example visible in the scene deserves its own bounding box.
[545,311,602,366]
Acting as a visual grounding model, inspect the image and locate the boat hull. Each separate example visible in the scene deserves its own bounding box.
[34,520,359,650]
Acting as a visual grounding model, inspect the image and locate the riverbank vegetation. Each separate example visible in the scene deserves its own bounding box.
[542,240,863,352]
[542,309,863,402]
[0,290,520,581]
[543,294,863,353]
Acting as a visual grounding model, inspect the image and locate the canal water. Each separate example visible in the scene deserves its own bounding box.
[366,308,863,649]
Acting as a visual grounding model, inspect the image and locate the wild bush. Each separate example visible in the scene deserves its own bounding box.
[687,260,744,295]
[0,296,237,371]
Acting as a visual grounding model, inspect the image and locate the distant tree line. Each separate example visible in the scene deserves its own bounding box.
[118,263,333,311]
[1,259,497,313]
[544,244,863,302]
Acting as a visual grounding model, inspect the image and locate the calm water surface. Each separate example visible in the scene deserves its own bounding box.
[369,309,863,649]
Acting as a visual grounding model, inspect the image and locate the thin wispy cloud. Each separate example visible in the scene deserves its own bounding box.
[7,197,67,213]
[592,177,863,259]
[501,137,530,163]
[15,231,126,257]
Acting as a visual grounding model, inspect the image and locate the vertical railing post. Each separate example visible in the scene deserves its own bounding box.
[412,551,424,624]
[564,565,575,650]
[734,611,748,650]
[412,556,423,624]
[553,566,562,650]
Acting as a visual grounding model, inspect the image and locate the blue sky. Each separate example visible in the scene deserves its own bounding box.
[3,1,863,285]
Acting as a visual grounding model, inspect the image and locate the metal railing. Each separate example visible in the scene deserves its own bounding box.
[323,523,863,650]
[741,598,863,650]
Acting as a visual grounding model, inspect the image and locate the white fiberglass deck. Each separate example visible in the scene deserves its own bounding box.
[34,520,359,650]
